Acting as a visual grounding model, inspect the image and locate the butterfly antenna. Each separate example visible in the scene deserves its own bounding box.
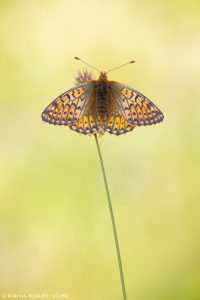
[106,60,135,74]
[74,57,100,73]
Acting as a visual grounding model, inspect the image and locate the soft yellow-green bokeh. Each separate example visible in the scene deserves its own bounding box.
[0,0,200,299]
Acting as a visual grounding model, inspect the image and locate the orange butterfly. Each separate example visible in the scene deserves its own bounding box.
[41,58,164,135]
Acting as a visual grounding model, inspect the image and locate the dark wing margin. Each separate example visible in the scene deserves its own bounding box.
[41,82,95,126]
[110,82,164,126]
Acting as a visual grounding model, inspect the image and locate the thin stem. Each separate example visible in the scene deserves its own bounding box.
[94,134,127,300]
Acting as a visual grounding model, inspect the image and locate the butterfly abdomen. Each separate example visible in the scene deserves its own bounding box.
[96,81,110,124]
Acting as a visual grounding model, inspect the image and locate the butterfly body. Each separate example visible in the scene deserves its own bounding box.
[93,72,112,126]
[42,71,164,136]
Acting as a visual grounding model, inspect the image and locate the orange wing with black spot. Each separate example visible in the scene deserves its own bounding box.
[69,111,135,136]
[110,82,164,126]
[105,110,135,135]
[69,113,99,135]
[41,82,95,126]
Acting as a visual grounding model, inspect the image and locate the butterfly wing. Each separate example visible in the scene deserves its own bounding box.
[69,113,135,136]
[41,82,95,126]
[105,109,135,135]
[110,82,164,126]
[69,111,135,136]
[69,112,99,135]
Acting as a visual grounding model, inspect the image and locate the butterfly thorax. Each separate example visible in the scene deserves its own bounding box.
[95,73,111,126]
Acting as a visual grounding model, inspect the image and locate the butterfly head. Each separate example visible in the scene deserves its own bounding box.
[98,71,108,81]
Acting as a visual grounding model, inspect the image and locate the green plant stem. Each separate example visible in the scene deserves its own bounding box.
[94,134,127,300]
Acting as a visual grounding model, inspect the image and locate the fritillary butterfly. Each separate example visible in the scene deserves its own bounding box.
[41,58,164,135]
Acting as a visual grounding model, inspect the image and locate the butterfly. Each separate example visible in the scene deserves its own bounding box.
[41,58,164,136]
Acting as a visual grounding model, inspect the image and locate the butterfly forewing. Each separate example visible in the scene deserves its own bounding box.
[41,82,95,126]
[110,82,164,126]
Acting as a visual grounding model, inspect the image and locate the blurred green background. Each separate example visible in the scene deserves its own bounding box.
[0,0,200,299]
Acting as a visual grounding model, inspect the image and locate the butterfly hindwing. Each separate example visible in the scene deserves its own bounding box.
[110,82,164,126]
[69,113,99,135]
[41,82,95,126]
[105,110,135,135]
